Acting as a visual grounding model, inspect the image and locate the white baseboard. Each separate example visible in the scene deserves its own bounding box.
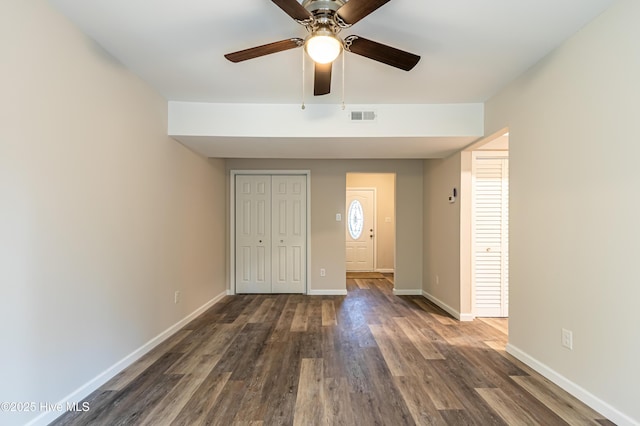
[308,289,348,296]
[28,291,228,426]
[393,288,422,296]
[459,313,476,321]
[422,290,474,322]
[506,344,637,426]
[375,268,395,273]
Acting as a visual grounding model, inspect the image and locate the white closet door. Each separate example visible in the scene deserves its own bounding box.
[271,175,307,293]
[235,174,306,294]
[473,157,509,317]
[235,175,272,293]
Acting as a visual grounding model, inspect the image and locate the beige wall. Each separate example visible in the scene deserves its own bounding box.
[0,2,226,424]
[346,173,396,271]
[423,154,463,315]
[226,160,423,292]
[485,0,639,422]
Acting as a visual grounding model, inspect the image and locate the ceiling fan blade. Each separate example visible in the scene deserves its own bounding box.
[336,0,391,25]
[271,0,313,22]
[224,38,304,63]
[345,36,420,71]
[314,62,332,96]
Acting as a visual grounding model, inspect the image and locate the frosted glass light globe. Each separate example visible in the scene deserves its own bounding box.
[305,35,342,64]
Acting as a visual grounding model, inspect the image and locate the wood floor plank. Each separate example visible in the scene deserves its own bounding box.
[393,375,447,425]
[368,323,407,376]
[170,323,222,355]
[439,409,488,426]
[478,317,509,335]
[360,347,415,425]
[321,299,337,326]
[248,297,276,323]
[418,361,466,410]
[47,389,117,426]
[102,329,191,391]
[138,375,206,426]
[198,323,244,356]
[306,297,323,333]
[412,298,458,325]
[512,375,606,425]
[202,379,247,425]
[260,333,303,425]
[293,358,324,426]
[78,352,184,424]
[220,294,258,324]
[269,295,299,342]
[183,302,228,330]
[50,277,613,426]
[354,278,370,289]
[219,323,274,382]
[290,302,309,332]
[322,377,355,425]
[393,316,445,360]
[171,371,233,425]
[476,387,542,425]
[166,353,220,381]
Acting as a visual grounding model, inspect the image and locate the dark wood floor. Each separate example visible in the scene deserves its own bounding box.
[52,276,613,425]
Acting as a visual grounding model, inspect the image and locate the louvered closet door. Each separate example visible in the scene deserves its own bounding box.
[473,157,509,317]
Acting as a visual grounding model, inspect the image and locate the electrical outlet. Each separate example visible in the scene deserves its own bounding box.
[174,291,181,304]
[320,268,326,277]
[561,328,573,350]
[435,275,440,285]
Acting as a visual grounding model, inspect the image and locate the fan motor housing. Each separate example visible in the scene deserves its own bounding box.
[302,0,346,14]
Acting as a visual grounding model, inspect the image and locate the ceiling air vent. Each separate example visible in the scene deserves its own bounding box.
[350,110,377,121]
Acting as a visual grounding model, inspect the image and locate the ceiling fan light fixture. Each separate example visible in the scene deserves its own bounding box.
[305,33,342,64]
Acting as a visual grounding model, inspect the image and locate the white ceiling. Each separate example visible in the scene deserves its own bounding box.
[49,0,615,157]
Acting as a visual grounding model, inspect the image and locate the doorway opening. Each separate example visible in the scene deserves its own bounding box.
[345,173,396,279]
[463,130,509,324]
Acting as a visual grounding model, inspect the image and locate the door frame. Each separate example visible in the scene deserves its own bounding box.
[345,187,377,272]
[229,170,311,295]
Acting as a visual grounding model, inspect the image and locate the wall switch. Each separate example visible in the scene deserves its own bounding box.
[336,213,342,221]
[435,275,440,285]
[561,328,573,350]
[174,291,181,304]
[320,268,326,277]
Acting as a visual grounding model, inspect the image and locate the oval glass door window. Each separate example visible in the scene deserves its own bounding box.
[348,200,364,239]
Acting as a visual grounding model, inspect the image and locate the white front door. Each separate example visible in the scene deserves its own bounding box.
[473,156,509,317]
[235,174,306,294]
[346,189,375,271]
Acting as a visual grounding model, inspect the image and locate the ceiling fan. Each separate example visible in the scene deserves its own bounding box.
[224,0,420,96]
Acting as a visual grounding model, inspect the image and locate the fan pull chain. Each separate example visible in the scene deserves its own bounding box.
[341,49,346,110]
[301,48,306,110]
